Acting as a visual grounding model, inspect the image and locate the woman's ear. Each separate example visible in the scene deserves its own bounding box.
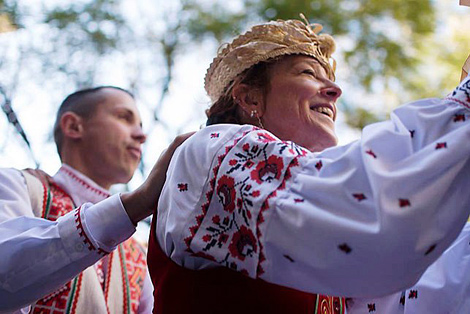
[60,112,84,140]
[232,83,265,117]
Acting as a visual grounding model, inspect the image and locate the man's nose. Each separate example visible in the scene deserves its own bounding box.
[133,126,147,144]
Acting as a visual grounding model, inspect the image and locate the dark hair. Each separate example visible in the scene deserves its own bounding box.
[53,86,134,158]
[206,58,278,126]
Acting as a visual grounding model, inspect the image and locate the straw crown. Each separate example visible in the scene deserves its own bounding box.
[204,17,336,102]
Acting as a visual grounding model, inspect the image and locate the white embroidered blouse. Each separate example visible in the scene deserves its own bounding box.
[0,164,153,313]
[156,76,470,299]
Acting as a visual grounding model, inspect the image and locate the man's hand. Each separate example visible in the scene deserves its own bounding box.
[121,132,195,225]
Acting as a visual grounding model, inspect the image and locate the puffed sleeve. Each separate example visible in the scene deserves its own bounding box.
[348,222,470,313]
[157,76,470,298]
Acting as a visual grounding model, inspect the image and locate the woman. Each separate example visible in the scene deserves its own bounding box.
[148,17,470,313]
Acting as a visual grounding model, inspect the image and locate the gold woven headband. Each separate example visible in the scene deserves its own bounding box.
[204,15,337,102]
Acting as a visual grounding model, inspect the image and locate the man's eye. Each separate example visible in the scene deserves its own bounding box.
[119,114,132,121]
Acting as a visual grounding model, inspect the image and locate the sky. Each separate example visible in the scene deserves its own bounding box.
[1,0,468,245]
[0,0,468,186]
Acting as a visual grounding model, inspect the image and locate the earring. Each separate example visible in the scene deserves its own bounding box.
[250,110,265,129]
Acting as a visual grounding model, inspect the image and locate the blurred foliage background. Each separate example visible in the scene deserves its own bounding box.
[0,0,469,181]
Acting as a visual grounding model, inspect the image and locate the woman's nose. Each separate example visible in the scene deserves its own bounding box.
[320,82,342,101]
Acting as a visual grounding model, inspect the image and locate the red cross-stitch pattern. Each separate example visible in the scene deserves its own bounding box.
[185,128,309,276]
[121,239,147,314]
[27,170,146,313]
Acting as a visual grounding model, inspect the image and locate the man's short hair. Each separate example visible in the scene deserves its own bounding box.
[53,86,134,159]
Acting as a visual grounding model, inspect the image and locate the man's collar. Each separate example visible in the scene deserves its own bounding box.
[53,164,111,206]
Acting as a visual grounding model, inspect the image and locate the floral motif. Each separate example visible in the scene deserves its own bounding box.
[435,142,447,150]
[186,128,307,277]
[408,290,418,299]
[399,198,411,207]
[216,175,236,213]
[250,155,284,184]
[353,193,367,201]
[177,183,188,192]
[257,132,277,143]
[366,149,377,158]
[228,225,258,261]
[454,114,466,122]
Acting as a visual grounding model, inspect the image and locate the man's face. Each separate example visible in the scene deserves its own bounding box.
[80,88,146,188]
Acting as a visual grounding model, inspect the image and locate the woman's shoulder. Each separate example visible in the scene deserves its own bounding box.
[180,124,259,152]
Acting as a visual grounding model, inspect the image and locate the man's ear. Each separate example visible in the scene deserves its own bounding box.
[232,83,265,117]
[60,112,84,140]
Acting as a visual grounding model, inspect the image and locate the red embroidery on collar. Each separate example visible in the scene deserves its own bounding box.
[62,167,110,198]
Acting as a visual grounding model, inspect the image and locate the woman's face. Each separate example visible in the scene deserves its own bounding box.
[261,55,342,152]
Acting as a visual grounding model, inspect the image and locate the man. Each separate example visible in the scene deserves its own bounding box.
[0,86,186,313]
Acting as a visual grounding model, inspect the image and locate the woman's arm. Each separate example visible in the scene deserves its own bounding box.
[158,76,470,298]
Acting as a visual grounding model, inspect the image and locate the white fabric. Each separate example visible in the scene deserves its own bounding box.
[348,222,470,313]
[157,76,470,298]
[0,165,153,313]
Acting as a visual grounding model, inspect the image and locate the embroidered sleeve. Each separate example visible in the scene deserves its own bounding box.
[183,130,308,277]
[260,77,470,297]
[158,77,470,298]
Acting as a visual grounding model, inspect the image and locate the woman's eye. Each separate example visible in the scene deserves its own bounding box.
[302,69,316,76]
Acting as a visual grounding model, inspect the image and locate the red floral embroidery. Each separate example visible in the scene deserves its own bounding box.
[257,132,277,143]
[367,303,376,312]
[212,215,220,224]
[255,158,300,276]
[435,142,447,150]
[244,160,255,168]
[315,160,323,170]
[228,225,258,261]
[216,175,236,213]
[185,127,306,277]
[210,132,220,138]
[399,198,411,207]
[177,183,188,192]
[338,243,352,254]
[366,149,377,158]
[229,159,237,166]
[454,114,465,122]
[250,155,284,184]
[353,193,367,201]
[447,77,470,109]
[219,234,229,244]
[408,290,418,299]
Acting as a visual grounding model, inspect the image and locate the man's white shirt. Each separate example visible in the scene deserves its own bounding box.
[0,164,153,313]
